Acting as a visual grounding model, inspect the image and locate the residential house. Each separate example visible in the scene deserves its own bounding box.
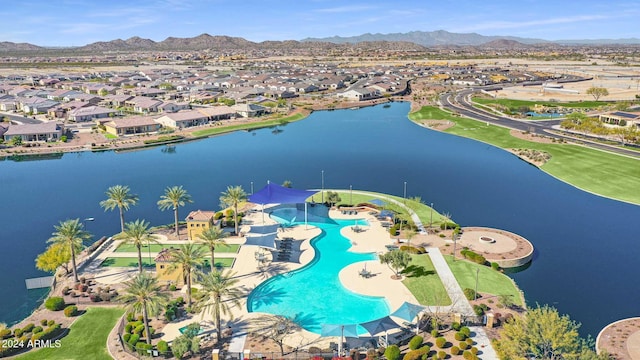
[337,88,380,101]
[68,105,116,122]
[125,97,163,113]
[193,105,236,121]
[103,116,161,136]
[20,98,59,114]
[155,110,209,129]
[101,94,134,108]
[185,210,220,241]
[3,122,64,142]
[159,102,190,113]
[232,103,267,118]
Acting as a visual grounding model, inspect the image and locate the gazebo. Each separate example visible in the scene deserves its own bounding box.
[248,182,318,226]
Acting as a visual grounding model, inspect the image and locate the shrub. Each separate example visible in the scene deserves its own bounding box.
[384,344,401,360]
[123,333,131,342]
[89,294,101,302]
[22,324,35,333]
[143,327,155,338]
[431,329,439,337]
[100,292,113,302]
[404,345,430,360]
[165,309,175,321]
[463,288,476,300]
[463,351,474,360]
[459,341,469,350]
[435,336,446,348]
[32,326,43,334]
[466,337,474,345]
[408,335,423,350]
[124,324,133,333]
[126,312,135,322]
[64,305,78,317]
[133,325,145,334]
[40,319,48,326]
[128,333,140,346]
[491,262,500,270]
[460,326,471,337]
[437,350,446,359]
[0,329,11,339]
[47,320,55,326]
[473,304,485,316]
[45,297,65,311]
[470,347,478,355]
[169,284,177,291]
[157,340,169,353]
[455,331,466,341]
[132,320,143,327]
[451,346,460,355]
[451,322,461,331]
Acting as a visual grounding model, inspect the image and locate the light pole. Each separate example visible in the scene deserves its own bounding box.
[429,203,433,229]
[403,182,407,204]
[349,185,352,205]
[474,267,480,301]
[83,217,94,244]
[321,170,324,203]
[250,181,254,195]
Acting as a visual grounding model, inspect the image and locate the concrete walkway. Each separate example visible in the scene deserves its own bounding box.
[427,247,474,316]
[470,326,499,360]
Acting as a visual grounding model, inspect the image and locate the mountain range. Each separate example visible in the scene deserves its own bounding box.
[302,30,640,46]
[0,30,638,53]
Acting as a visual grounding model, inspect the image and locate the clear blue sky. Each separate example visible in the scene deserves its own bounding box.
[2,0,638,46]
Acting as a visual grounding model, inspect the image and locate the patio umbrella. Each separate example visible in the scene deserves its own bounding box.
[359,316,399,344]
[321,324,358,355]
[390,301,427,334]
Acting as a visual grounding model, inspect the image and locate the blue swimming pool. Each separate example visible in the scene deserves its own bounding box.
[247,210,389,334]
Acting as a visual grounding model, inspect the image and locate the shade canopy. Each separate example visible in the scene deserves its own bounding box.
[390,301,427,322]
[249,183,318,205]
[249,223,280,235]
[244,233,278,250]
[359,316,399,336]
[321,324,359,338]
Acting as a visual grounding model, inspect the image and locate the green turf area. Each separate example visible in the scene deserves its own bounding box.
[472,97,608,109]
[408,106,458,121]
[445,255,523,306]
[100,257,234,268]
[114,243,240,253]
[402,254,451,306]
[192,113,306,137]
[307,190,448,226]
[408,106,640,204]
[16,307,125,360]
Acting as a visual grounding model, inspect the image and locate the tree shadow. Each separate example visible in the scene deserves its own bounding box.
[402,264,434,278]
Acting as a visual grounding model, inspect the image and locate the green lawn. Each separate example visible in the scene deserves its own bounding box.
[445,256,523,306]
[192,113,306,137]
[402,254,451,306]
[16,307,125,360]
[472,97,609,109]
[308,190,449,226]
[100,257,235,268]
[114,243,240,253]
[408,106,640,204]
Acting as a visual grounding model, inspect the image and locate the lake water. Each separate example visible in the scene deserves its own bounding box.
[1,102,639,337]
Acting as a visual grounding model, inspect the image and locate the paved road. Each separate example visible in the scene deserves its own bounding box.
[0,112,43,124]
[439,90,640,159]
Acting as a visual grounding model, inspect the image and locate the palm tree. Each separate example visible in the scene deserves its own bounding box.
[195,270,244,337]
[157,185,193,239]
[168,244,206,308]
[100,185,139,232]
[197,227,229,272]
[441,212,452,231]
[114,220,158,274]
[47,219,91,283]
[117,272,169,345]
[219,185,247,236]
